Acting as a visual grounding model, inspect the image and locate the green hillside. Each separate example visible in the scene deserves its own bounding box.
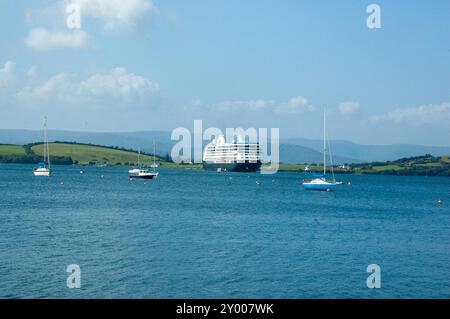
[276,154,450,176]
[352,154,450,176]
[0,144,26,155]
[0,141,201,168]
[1,142,448,175]
[31,142,163,166]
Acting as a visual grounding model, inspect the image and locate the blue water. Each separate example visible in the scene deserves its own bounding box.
[0,163,449,298]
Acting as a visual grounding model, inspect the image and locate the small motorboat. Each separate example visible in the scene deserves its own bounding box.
[129,169,158,180]
[129,141,159,180]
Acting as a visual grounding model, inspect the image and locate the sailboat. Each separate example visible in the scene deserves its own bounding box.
[302,110,336,191]
[150,141,158,169]
[34,117,51,177]
[128,142,159,180]
[128,148,142,175]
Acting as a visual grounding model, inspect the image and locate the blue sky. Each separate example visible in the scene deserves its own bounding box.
[0,0,449,146]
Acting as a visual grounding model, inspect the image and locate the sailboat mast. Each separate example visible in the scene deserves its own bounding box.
[323,109,326,175]
[153,140,156,172]
[43,118,46,164]
[138,148,140,167]
[45,117,50,169]
[42,117,50,168]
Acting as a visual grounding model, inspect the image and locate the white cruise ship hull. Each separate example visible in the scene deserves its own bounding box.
[203,161,261,172]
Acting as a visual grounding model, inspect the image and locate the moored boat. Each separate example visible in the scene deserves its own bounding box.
[303,174,336,191]
[129,141,159,180]
[34,117,51,177]
[129,169,158,179]
[203,134,262,172]
[303,110,337,191]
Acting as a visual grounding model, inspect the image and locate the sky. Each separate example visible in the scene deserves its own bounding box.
[0,0,449,146]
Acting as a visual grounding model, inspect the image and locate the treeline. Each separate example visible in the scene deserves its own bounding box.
[359,166,450,177]
[351,154,450,177]
[0,154,73,165]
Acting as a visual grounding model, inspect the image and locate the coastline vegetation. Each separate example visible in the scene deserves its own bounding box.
[275,154,450,177]
[0,143,448,176]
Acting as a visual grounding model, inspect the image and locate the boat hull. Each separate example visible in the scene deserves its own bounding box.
[34,169,51,177]
[129,173,158,180]
[203,161,262,172]
[303,183,336,191]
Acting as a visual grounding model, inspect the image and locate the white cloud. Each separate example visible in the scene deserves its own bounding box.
[16,67,162,111]
[71,0,158,31]
[0,61,15,78]
[23,0,158,52]
[338,101,360,114]
[24,28,90,51]
[207,96,314,114]
[0,61,16,90]
[370,102,450,126]
[213,99,275,112]
[277,96,314,114]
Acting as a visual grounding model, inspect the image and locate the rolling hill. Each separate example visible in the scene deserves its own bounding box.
[0,129,448,164]
[0,142,176,167]
[281,138,450,162]
[0,144,26,155]
[31,142,163,166]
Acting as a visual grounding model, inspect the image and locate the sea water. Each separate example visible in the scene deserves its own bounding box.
[0,164,449,298]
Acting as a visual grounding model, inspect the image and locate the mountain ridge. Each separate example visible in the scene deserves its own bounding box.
[0,129,448,164]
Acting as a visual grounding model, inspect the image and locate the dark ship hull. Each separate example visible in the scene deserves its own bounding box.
[203,161,262,172]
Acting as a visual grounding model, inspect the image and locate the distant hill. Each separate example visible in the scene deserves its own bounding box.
[278,144,362,164]
[0,129,174,156]
[281,138,449,162]
[350,154,450,176]
[2,142,449,175]
[1,129,448,164]
[277,154,450,176]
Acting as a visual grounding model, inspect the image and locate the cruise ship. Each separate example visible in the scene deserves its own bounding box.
[202,134,262,172]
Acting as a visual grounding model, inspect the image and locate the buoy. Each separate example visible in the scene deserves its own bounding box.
[80,170,84,174]
[347,182,352,185]
[437,199,443,205]
[60,182,64,186]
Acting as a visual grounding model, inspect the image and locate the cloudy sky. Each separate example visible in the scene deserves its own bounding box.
[0,0,449,146]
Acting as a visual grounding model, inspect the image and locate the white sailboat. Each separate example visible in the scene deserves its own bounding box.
[34,117,51,177]
[302,110,336,191]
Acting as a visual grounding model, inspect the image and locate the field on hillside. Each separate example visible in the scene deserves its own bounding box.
[32,143,160,165]
[0,145,26,155]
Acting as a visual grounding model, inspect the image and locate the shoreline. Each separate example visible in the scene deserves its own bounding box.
[1,143,449,177]
[1,162,449,178]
